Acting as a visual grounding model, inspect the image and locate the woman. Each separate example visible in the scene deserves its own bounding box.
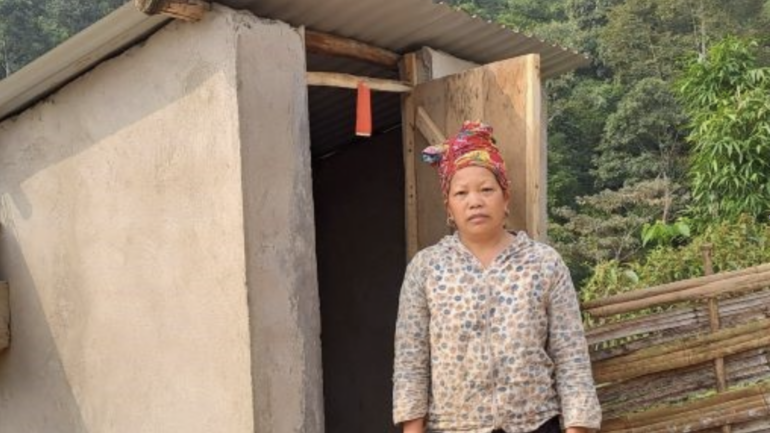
[392,122,601,433]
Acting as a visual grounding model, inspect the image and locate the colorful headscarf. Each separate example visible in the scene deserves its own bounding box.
[422,121,509,196]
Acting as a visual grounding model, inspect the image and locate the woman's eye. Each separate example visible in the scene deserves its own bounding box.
[454,191,467,197]
[482,187,494,193]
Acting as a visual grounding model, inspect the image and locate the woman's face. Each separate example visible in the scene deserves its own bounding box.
[445,166,509,238]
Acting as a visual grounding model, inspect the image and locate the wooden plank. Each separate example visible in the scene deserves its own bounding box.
[597,349,770,419]
[134,0,209,21]
[0,281,8,352]
[600,382,770,432]
[306,72,412,93]
[415,106,446,147]
[539,85,548,239]
[410,54,544,249]
[586,270,770,317]
[592,318,770,384]
[525,55,546,240]
[400,53,420,260]
[590,303,770,363]
[305,30,400,69]
[586,289,770,345]
[582,262,770,310]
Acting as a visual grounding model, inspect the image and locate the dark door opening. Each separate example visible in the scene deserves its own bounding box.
[312,127,405,433]
[306,48,406,432]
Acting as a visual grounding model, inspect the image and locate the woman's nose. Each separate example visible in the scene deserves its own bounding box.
[468,192,483,207]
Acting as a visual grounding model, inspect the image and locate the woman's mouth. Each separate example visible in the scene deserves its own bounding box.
[468,214,489,223]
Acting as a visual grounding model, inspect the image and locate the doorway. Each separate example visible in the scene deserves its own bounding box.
[308,52,405,433]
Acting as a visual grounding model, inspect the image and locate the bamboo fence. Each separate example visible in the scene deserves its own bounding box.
[584,248,770,433]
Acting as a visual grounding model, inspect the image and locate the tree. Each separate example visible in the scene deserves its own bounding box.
[592,78,687,198]
[677,37,770,224]
[549,178,678,286]
[598,0,768,84]
[0,0,125,78]
[548,77,620,208]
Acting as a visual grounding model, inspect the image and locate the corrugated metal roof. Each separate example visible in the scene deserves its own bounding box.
[0,0,589,155]
[220,0,590,78]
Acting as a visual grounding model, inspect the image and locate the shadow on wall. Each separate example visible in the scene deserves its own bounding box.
[0,226,90,433]
[0,14,232,432]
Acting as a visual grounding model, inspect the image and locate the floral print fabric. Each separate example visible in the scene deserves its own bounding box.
[393,232,601,433]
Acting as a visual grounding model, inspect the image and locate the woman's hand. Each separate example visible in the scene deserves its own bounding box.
[565,428,591,433]
[402,417,425,433]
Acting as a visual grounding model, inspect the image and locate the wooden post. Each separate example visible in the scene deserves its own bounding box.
[524,55,546,240]
[134,0,210,22]
[400,53,420,260]
[702,244,732,433]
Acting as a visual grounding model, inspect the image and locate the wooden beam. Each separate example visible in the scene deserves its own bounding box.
[585,269,770,317]
[596,350,770,419]
[600,382,770,432]
[134,0,210,22]
[0,282,8,352]
[592,318,770,384]
[400,53,421,260]
[306,72,412,93]
[415,106,446,147]
[525,54,546,240]
[582,262,770,310]
[305,30,401,69]
[585,289,770,346]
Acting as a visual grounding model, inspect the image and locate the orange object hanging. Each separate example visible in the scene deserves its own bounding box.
[356,81,372,137]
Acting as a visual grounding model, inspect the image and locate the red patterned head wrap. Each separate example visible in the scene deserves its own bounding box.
[422,121,509,197]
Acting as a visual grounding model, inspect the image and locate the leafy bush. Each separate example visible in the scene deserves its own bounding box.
[677,37,770,226]
[581,216,770,303]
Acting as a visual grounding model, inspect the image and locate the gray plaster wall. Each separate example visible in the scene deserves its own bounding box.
[0,6,323,433]
[235,12,325,433]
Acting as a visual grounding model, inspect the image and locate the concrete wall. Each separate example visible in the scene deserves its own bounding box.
[0,6,322,433]
[236,12,325,433]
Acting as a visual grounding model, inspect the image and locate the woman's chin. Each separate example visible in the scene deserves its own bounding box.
[458,221,501,237]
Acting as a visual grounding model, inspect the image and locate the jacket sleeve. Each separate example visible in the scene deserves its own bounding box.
[392,253,431,426]
[545,254,602,430]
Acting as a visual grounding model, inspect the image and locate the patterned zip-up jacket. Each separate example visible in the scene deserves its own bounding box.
[393,232,601,433]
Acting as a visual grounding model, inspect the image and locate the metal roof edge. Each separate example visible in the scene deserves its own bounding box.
[0,3,170,122]
[428,1,591,75]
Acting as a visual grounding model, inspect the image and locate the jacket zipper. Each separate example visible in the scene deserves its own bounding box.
[485,267,499,428]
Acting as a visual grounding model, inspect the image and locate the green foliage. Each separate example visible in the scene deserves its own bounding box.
[593,78,687,189]
[550,179,678,286]
[598,0,767,84]
[445,0,568,33]
[641,219,691,247]
[677,37,770,225]
[581,216,770,303]
[0,0,125,78]
[548,77,621,208]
